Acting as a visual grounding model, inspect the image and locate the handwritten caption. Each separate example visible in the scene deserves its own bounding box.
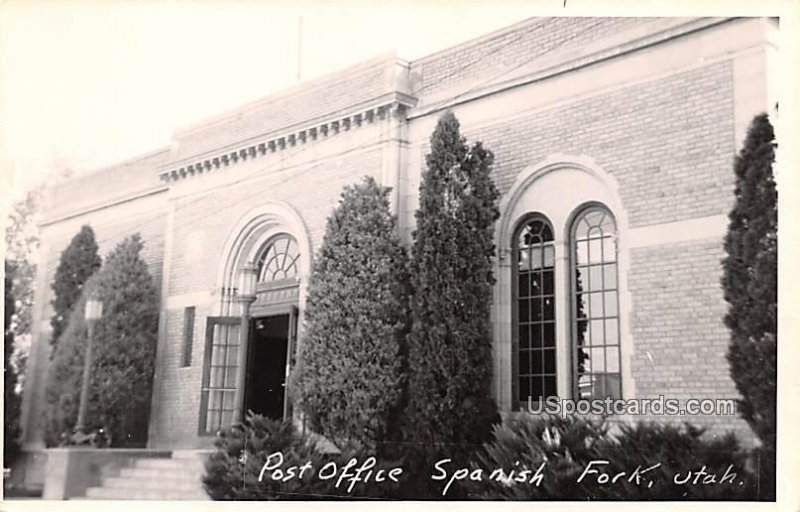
[256,451,743,496]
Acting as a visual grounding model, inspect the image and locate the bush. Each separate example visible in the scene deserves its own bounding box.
[50,225,101,349]
[467,415,756,500]
[403,112,500,483]
[203,413,404,500]
[43,234,159,447]
[291,176,410,454]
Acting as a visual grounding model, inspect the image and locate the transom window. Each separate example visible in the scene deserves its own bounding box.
[513,216,556,405]
[256,234,300,283]
[572,206,621,400]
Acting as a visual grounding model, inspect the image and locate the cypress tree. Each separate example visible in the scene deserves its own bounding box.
[44,234,159,447]
[4,261,22,467]
[291,176,409,454]
[721,113,777,498]
[403,112,500,479]
[50,225,101,348]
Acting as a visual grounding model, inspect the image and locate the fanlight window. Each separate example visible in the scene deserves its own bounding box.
[256,234,300,283]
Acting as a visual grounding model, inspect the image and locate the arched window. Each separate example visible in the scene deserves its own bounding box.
[256,234,300,283]
[513,215,556,406]
[571,205,621,400]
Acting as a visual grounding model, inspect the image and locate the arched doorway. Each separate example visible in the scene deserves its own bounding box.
[199,203,310,435]
[244,234,301,421]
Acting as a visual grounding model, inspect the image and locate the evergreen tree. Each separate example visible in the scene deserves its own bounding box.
[721,113,777,499]
[291,176,409,454]
[4,261,23,467]
[50,225,101,348]
[44,234,159,447]
[403,112,500,484]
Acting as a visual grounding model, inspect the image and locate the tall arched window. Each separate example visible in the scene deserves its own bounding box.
[571,205,621,400]
[256,234,300,283]
[513,215,556,406]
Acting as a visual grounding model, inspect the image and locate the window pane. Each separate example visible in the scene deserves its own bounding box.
[543,296,555,321]
[530,250,543,270]
[543,376,556,399]
[603,264,617,289]
[519,377,530,400]
[543,349,556,374]
[543,245,555,268]
[531,376,543,399]
[532,350,543,376]
[531,273,542,295]
[519,324,530,349]
[589,238,602,264]
[519,250,530,271]
[606,346,620,373]
[224,369,237,388]
[226,345,239,366]
[605,320,619,345]
[604,292,618,317]
[588,265,603,292]
[519,350,530,375]
[531,325,542,349]
[603,237,616,262]
[589,292,603,318]
[590,319,603,346]
[518,299,529,323]
[542,270,554,295]
[576,240,589,265]
[543,322,555,348]
[518,272,530,298]
[532,299,542,322]
[576,293,588,319]
[590,348,606,374]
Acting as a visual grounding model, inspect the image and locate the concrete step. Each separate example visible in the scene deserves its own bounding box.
[118,466,203,481]
[135,458,205,470]
[103,475,203,490]
[84,486,208,500]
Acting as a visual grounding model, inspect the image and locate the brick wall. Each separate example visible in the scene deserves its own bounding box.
[410,17,649,98]
[628,238,748,437]
[460,60,735,227]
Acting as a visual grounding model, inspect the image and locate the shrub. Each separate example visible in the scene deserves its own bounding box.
[469,415,607,500]
[291,176,410,454]
[468,415,756,500]
[4,261,23,467]
[203,413,404,500]
[50,225,101,349]
[403,112,500,477]
[43,234,159,447]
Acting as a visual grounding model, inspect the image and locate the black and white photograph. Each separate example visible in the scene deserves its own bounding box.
[1,1,797,508]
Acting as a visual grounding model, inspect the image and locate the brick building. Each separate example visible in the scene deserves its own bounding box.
[16,17,777,492]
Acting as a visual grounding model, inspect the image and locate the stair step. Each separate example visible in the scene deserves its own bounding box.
[118,467,203,481]
[84,486,208,500]
[136,458,205,469]
[103,475,203,490]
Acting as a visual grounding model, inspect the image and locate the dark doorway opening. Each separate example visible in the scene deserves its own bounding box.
[245,314,289,421]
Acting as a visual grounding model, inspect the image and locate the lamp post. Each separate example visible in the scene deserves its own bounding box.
[76,297,103,434]
[232,263,258,428]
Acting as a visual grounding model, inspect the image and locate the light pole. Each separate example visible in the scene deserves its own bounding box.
[232,263,258,428]
[76,297,103,434]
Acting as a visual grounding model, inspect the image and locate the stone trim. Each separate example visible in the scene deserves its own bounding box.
[159,95,416,183]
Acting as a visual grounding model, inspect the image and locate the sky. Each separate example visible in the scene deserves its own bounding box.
[0,0,541,200]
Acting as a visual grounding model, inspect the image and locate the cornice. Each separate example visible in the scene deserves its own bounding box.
[159,93,417,183]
